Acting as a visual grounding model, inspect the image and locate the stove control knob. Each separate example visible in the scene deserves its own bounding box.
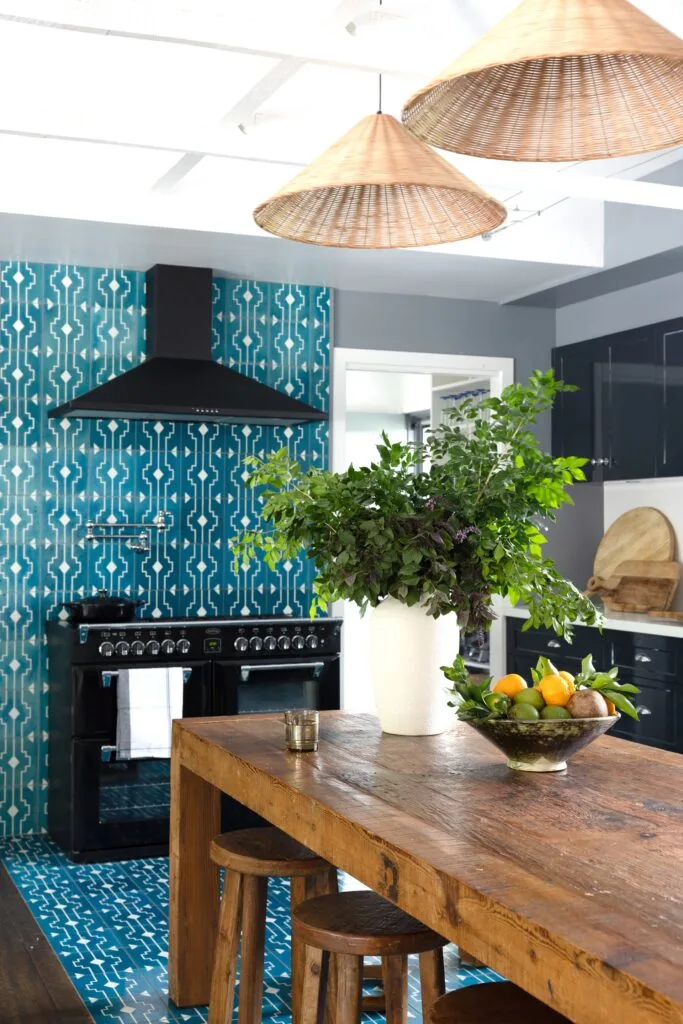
[291,635,305,651]
[249,636,263,651]
[98,641,114,658]
[161,639,176,656]
[305,634,319,650]
[263,635,277,652]
[115,641,130,657]
[145,640,161,656]
[176,639,191,655]
[277,635,291,651]
[234,636,249,653]
[130,640,145,657]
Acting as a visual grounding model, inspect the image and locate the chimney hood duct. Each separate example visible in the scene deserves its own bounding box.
[48,264,327,426]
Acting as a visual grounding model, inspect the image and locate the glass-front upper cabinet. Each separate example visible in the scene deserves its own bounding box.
[659,319,683,479]
[553,322,671,482]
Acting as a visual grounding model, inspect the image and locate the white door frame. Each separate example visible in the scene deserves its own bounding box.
[331,347,514,473]
[330,347,515,708]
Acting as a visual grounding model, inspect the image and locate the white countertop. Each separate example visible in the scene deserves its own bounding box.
[498,597,683,639]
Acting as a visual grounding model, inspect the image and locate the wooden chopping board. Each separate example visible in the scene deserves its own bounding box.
[594,508,675,580]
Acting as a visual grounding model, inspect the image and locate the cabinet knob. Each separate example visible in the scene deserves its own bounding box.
[636,705,652,715]
[634,653,652,664]
[547,640,561,649]
[590,457,610,467]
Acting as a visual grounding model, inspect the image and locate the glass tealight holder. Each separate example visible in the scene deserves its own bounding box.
[284,709,320,752]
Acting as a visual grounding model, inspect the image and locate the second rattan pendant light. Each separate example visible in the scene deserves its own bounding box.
[402,0,683,162]
[253,112,506,248]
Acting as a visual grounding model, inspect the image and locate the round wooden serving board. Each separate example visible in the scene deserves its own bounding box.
[594,507,675,580]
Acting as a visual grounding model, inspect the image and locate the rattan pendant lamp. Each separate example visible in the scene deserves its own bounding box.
[253,110,507,248]
[402,0,683,162]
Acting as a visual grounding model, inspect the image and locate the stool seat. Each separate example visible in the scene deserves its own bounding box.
[293,890,448,956]
[293,891,447,1024]
[429,983,570,1023]
[210,827,329,877]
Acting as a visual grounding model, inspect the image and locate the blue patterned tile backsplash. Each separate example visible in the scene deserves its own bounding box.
[0,262,330,836]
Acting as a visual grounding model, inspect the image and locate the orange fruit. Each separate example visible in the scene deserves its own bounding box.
[538,673,572,707]
[492,674,527,699]
[558,670,576,695]
[605,698,616,715]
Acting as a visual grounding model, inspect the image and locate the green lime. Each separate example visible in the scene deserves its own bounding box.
[508,703,540,721]
[540,705,572,720]
[513,687,545,710]
[483,692,511,715]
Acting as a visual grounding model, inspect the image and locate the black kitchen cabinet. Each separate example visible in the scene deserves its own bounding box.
[552,316,683,481]
[506,618,683,754]
[660,317,683,478]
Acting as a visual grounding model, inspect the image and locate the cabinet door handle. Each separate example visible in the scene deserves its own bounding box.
[636,705,652,716]
[634,653,652,664]
[590,457,610,466]
[547,640,561,649]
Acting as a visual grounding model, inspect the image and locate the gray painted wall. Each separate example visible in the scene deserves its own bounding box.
[335,288,556,446]
[556,269,683,346]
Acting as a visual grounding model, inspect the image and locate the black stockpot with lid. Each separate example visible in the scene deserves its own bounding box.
[61,590,144,624]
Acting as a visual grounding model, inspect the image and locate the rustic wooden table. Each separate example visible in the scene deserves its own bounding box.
[169,712,683,1023]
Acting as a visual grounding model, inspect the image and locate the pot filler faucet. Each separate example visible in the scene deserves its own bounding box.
[84,510,170,554]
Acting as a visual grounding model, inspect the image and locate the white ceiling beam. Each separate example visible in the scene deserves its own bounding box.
[0,11,429,75]
[475,167,683,211]
[151,58,305,192]
[0,121,681,211]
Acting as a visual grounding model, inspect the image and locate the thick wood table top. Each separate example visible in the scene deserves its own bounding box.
[172,712,683,1024]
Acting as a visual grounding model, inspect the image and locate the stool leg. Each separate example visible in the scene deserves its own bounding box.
[300,945,328,1024]
[290,877,309,1024]
[418,949,445,1021]
[209,870,243,1024]
[324,953,337,1024]
[335,954,362,1024]
[382,955,408,1024]
[237,875,268,1024]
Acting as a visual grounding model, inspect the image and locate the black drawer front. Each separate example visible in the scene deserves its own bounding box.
[610,636,678,679]
[507,621,604,663]
[609,675,678,750]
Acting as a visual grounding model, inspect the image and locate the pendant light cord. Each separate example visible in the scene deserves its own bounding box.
[377,0,383,114]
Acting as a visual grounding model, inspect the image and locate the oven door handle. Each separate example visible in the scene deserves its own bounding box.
[239,661,326,682]
[101,668,193,688]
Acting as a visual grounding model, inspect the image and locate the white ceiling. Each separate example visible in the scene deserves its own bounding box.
[0,0,682,303]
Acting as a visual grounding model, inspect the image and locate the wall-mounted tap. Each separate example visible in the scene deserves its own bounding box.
[84,511,170,554]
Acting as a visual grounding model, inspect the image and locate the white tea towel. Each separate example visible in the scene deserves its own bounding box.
[116,667,185,759]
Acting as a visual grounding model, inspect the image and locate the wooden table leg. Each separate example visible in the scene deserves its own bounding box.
[169,739,221,1007]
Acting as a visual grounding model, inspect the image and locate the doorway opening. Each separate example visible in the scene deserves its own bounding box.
[331,349,514,711]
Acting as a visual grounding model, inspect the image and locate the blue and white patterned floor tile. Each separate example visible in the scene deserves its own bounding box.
[0,837,503,1024]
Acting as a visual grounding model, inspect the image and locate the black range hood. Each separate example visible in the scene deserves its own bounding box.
[48,264,327,425]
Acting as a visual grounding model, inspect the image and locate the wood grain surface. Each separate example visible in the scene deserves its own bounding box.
[593,507,674,580]
[169,713,683,1024]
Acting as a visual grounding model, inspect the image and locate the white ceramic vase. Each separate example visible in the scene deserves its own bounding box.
[368,597,460,735]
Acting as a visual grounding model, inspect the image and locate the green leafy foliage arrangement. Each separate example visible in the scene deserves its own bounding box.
[443,654,640,722]
[231,370,600,633]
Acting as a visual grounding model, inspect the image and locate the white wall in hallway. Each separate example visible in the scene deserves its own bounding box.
[604,477,683,610]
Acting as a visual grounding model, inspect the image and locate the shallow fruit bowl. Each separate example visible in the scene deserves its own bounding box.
[466,715,619,772]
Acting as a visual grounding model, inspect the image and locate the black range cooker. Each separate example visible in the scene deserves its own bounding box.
[47,615,342,862]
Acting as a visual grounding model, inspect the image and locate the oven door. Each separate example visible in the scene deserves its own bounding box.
[72,660,212,737]
[70,660,212,853]
[72,738,173,852]
[213,656,341,717]
[213,655,340,831]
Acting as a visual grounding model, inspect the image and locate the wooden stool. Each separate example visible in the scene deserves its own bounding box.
[293,890,448,1024]
[209,827,337,1024]
[429,983,570,1023]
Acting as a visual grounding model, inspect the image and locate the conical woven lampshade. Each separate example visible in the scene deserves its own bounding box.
[253,113,506,248]
[402,0,683,162]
